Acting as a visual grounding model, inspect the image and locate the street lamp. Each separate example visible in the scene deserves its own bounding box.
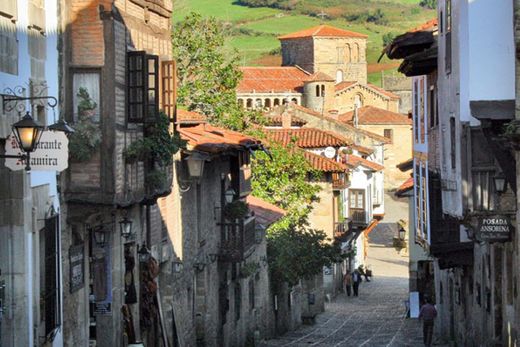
[493,173,507,194]
[92,226,107,247]
[225,187,236,204]
[119,216,133,238]
[0,112,45,171]
[398,227,406,241]
[172,258,184,273]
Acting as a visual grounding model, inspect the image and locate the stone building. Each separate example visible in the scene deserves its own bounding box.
[0,0,66,346]
[237,25,400,115]
[386,2,520,345]
[59,0,177,345]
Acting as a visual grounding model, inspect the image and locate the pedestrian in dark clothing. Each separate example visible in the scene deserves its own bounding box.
[343,271,353,296]
[352,269,362,296]
[419,297,437,347]
[358,265,370,282]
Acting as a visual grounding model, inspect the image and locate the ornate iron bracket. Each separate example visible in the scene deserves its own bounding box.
[1,85,58,113]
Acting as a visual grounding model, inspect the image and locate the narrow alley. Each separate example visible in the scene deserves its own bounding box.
[262,223,446,347]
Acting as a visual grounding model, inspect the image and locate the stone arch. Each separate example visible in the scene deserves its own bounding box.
[246,98,253,108]
[264,99,271,108]
[238,98,244,108]
[346,43,351,63]
[316,85,320,97]
[255,98,262,109]
[273,98,280,106]
[291,98,297,104]
[336,70,344,83]
[352,43,359,63]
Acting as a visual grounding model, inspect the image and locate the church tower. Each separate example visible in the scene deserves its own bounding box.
[279,25,368,84]
[303,71,335,114]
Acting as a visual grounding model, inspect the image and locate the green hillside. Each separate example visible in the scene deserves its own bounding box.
[172,0,435,86]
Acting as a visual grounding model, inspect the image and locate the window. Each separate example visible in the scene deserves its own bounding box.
[384,129,393,143]
[450,117,456,169]
[419,78,425,143]
[234,283,241,321]
[127,51,159,123]
[413,80,419,142]
[41,214,61,337]
[321,85,325,97]
[336,70,343,83]
[445,0,452,74]
[316,85,320,97]
[439,11,443,34]
[429,87,437,128]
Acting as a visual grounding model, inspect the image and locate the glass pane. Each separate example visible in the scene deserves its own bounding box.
[148,74,155,88]
[148,59,155,73]
[350,194,356,208]
[148,90,155,103]
[357,194,363,208]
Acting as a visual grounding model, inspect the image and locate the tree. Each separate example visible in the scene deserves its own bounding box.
[172,13,245,130]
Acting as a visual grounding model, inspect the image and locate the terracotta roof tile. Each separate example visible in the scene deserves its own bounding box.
[278,25,368,40]
[395,177,414,196]
[178,123,262,154]
[264,128,352,148]
[290,104,391,144]
[343,154,384,171]
[265,114,307,127]
[177,109,207,124]
[409,18,438,33]
[246,195,286,226]
[339,106,412,125]
[366,83,400,100]
[237,66,309,94]
[351,144,374,155]
[335,81,357,92]
[303,151,348,173]
[307,71,335,82]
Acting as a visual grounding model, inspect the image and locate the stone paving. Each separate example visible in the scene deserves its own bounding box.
[261,217,448,347]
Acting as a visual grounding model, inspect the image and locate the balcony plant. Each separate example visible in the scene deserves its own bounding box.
[68,88,101,162]
[223,200,249,221]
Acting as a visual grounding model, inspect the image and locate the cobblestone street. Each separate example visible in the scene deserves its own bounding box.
[262,222,447,347]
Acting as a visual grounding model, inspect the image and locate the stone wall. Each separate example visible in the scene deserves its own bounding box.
[335,84,399,114]
[308,179,335,241]
[313,37,367,84]
[382,75,412,114]
[281,38,314,73]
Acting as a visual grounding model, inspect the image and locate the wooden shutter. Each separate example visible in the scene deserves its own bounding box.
[43,214,60,336]
[127,51,146,123]
[161,60,177,122]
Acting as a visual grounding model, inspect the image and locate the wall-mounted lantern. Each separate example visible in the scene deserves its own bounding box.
[398,226,406,241]
[138,244,151,263]
[172,258,183,273]
[493,173,507,194]
[119,216,133,238]
[0,112,45,171]
[92,226,107,247]
[185,152,206,180]
[225,187,236,204]
[208,253,219,263]
[48,118,75,135]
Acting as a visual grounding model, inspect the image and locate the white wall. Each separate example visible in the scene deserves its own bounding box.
[468,0,515,103]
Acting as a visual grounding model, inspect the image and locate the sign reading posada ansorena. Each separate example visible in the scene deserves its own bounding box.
[477,215,513,242]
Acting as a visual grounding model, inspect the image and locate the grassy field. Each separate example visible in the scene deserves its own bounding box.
[172,0,434,86]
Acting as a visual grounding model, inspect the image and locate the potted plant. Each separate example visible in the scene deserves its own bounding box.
[223,200,249,221]
[69,88,101,162]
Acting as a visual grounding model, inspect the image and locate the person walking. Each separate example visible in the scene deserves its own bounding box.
[358,265,370,282]
[352,269,362,296]
[343,270,353,296]
[419,297,437,347]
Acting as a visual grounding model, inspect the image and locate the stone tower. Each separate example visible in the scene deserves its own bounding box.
[279,24,368,84]
[303,71,336,114]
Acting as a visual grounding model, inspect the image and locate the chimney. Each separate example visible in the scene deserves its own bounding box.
[281,108,292,128]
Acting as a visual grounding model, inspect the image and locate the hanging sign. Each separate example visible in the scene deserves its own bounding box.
[5,130,69,172]
[476,215,513,242]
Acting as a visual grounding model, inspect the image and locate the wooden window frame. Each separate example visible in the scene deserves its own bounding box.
[127,51,160,123]
[445,0,452,75]
[42,214,61,338]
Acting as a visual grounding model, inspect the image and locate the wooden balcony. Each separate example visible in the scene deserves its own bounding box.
[334,219,352,239]
[219,217,256,262]
[332,172,350,190]
[349,210,368,226]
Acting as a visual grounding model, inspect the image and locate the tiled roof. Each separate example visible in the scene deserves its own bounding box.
[351,144,374,155]
[178,124,262,154]
[237,67,309,94]
[395,177,414,197]
[307,71,335,82]
[396,158,413,172]
[339,106,412,125]
[335,81,400,100]
[409,18,438,33]
[291,104,391,144]
[264,128,352,148]
[278,25,368,40]
[343,154,384,171]
[303,151,348,173]
[177,109,207,124]
[246,195,286,227]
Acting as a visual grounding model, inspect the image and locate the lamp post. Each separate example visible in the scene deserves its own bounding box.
[92,226,107,247]
[493,173,507,194]
[119,216,133,238]
[398,227,406,241]
[225,187,236,204]
[138,244,151,263]
[1,112,45,171]
[185,152,206,180]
